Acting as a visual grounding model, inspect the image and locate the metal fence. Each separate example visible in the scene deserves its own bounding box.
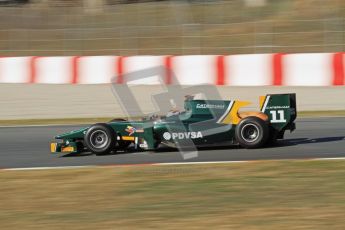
[0,0,345,56]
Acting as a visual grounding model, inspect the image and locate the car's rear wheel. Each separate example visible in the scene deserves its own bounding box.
[235,116,269,149]
[84,123,117,155]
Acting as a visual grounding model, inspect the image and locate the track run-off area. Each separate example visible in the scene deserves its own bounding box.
[0,117,344,169]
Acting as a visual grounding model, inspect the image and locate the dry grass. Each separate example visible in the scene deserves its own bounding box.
[1,160,345,229]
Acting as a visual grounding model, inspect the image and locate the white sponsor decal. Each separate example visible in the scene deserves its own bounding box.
[139,141,148,148]
[196,104,225,109]
[261,96,270,112]
[270,110,287,123]
[163,132,172,140]
[266,105,290,109]
[217,101,234,123]
[163,131,203,140]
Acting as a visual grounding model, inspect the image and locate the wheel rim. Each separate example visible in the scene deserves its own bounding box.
[241,123,260,143]
[89,130,109,149]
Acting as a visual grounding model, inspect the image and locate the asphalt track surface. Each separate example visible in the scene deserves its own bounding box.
[0,117,344,169]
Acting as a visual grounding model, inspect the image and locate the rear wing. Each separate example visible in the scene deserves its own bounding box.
[260,94,297,131]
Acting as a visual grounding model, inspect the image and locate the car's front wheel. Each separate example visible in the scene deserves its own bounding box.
[84,123,117,155]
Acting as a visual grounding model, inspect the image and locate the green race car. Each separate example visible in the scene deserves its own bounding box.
[51,94,296,155]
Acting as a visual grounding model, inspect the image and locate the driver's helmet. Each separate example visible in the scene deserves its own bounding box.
[184,95,194,101]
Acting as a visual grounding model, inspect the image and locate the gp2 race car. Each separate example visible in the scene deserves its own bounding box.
[51,94,296,155]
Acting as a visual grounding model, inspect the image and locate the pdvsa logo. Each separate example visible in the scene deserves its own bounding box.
[163,132,203,140]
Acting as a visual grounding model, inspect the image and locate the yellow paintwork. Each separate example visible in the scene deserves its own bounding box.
[259,95,266,110]
[50,143,57,153]
[122,136,135,141]
[221,101,251,125]
[61,146,74,152]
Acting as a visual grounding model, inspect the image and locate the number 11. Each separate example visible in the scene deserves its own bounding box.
[270,110,287,123]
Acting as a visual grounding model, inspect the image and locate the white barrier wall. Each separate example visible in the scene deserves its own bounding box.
[283,53,333,86]
[123,56,166,85]
[172,55,217,85]
[78,56,118,84]
[225,54,273,86]
[0,57,31,83]
[35,57,74,84]
[0,53,344,86]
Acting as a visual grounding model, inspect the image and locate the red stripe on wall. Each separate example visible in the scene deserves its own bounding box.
[117,56,125,84]
[71,56,80,84]
[272,53,284,86]
[30,56,39,83]
[216,55,225,85]
[332,52,344,86]
[165,56,173,85]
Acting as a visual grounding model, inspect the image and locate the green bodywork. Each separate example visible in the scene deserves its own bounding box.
[51,94,296,154]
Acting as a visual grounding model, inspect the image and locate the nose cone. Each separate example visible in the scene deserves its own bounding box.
[55,127,89,140]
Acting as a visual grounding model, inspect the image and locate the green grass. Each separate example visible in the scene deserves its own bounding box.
[1,160,345,229]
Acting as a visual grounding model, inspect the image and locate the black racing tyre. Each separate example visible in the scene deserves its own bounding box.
[235,116,269,149]
[84,123,117,155]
